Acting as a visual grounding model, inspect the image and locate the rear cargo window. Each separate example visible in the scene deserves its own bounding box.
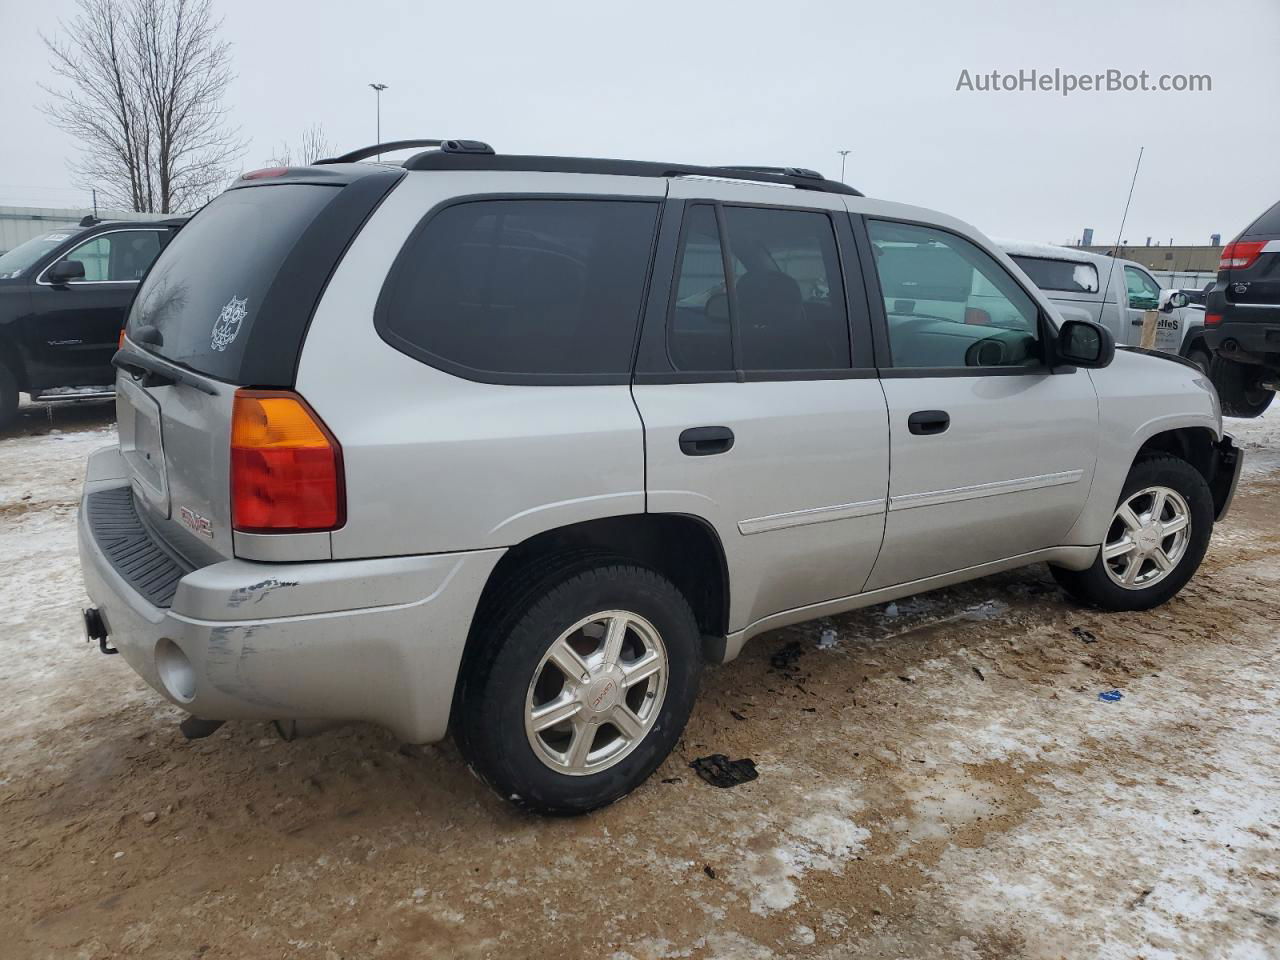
[377,198,659,381]
[1243,200,1280,238]
[128,184,337,381]
[1009,255,1099,294]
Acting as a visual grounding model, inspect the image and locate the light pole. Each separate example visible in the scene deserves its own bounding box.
[838,149,851,184]
[369,83,388,159]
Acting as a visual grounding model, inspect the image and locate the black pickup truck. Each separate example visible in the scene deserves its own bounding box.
[0,216,185,427]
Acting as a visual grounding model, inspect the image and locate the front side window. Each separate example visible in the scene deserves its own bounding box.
[869,221,1042,370]
[667,204,851,373]
[1124,266,1161,310]
[379,199,659,378]
[1010,255,1099,295]
[61,231,164,282]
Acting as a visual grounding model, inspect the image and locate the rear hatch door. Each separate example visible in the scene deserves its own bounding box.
[116,169,402,564]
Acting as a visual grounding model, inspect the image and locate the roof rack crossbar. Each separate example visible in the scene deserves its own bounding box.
[400,151,863,196]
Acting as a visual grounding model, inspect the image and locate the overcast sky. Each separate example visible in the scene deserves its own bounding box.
[1,0,1277,245]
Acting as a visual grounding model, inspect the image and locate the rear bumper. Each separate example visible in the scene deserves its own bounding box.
[77,447,504,743]
[1201,315,1280,363]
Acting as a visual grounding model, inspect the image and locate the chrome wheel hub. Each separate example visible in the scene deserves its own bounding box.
[524,610,668,776]
[1102,485,1191,590]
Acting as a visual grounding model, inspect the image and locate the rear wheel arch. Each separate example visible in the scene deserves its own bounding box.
[450,514,729,722]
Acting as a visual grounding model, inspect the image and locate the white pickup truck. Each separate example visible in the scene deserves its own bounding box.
[998,240,1206,370]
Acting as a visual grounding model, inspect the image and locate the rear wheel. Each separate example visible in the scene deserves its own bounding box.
[454,562,702,815]
[1051,456,1213,611]
[0,362,18,430]
[1185,344,1211,375]
[1209,354,1274,417]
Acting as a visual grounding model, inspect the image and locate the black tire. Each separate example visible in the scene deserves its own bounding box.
[0,361,17,431]
[454,562,702,815]
[1051,455,1213,612]
[1185,344,1211,376]
[1209,354,1274,418]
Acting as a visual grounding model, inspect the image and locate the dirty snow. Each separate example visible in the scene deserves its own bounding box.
[1,402,1280,958]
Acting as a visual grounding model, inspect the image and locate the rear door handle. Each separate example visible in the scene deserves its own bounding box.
[679,426,735,456]
[907,410,950,436]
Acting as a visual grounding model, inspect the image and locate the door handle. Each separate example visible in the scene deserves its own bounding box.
[679,426,735,456]
[907,410,950,436]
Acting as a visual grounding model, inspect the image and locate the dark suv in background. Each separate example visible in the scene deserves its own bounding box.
[1204,200,1280,417]
[0,216,184,428]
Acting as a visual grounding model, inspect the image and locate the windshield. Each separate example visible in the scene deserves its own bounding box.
[128,184,337,381]
[0,230,80,279]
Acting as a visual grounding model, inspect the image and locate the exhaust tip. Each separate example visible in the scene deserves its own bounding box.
[179,716,225,740]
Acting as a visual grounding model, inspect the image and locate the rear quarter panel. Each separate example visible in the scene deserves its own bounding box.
[1064,349,1221,547]
[296,171,662,559]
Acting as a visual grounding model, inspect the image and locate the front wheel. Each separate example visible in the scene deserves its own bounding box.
[1209,354,1274,418]
[454,562,702,815]
[1051,456,1213,611]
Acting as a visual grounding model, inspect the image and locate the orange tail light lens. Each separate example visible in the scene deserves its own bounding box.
[230,390,344,533]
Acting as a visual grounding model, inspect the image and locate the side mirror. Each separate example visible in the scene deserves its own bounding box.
[47,259,86,285]
[1056,319,1115,369]
[704,292,729,324]
[1158,289,1189,312]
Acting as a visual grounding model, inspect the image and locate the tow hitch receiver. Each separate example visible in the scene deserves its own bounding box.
[83,607,117,655]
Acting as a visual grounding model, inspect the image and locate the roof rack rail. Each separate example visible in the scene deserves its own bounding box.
[719,165,826,181]
[401,150,863,196]
[315,138,494,165]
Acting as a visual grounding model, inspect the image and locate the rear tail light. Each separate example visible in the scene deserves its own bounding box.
[230,390,344,533]
[1219,240,1266,270]
[1205,313,1223,326]
[118,329,126,348]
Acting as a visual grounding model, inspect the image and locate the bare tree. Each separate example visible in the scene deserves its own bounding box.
[42,0,245,214]
[266,124,334,167]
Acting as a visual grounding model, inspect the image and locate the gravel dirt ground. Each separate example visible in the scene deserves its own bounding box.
[1,399,1278,960]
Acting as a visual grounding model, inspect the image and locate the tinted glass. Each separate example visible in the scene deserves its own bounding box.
[723,206,849,370]
[869,220,1042,369]
[129,184,336,380]
[0,230,82,279]
[381,199,659,377]
[65,230,163,282]
[668,204,733,372]
[1244,200,1280,238]
[1124,266,1161,309]
[1010,255,1099,294]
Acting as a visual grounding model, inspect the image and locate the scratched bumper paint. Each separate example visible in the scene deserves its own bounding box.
[77,472,504,743]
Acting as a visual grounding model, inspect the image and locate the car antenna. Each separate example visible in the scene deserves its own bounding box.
[1100,146,1144,308]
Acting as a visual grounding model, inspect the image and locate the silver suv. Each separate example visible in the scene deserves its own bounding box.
[77,139,1242,814]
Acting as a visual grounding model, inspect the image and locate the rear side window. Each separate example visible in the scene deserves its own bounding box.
[667,204,851,373]
[378,199,659,380]
[1009,255,1099,294]
[130,184,337,381]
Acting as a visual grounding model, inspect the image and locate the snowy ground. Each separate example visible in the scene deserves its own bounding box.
[1,399,1278,959]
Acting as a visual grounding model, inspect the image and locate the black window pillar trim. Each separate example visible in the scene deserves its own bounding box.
[712,202,745,381]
